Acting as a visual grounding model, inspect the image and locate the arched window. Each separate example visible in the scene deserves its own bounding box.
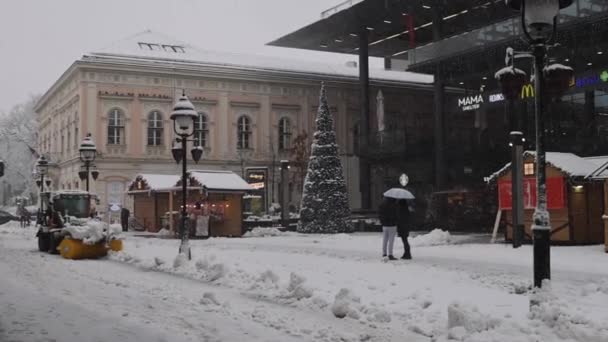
[237,115,251,149]
[278,117,291,150]
[194,112,209,147]
[107,109,125,145]
[147,111,163,146]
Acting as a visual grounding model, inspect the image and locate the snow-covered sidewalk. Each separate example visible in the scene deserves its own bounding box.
[1,222,607,341]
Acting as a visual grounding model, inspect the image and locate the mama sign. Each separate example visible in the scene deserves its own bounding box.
[457,94,484,111]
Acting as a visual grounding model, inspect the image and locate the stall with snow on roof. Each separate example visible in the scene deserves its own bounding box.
[127,171,252,237]
[488,152,608,245]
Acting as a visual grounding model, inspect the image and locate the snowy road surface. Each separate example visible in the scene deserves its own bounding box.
[1,223,608,342]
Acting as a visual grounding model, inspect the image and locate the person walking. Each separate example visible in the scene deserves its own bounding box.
[120,207,130,232]
[378,196,398,260]
[397,199,412,260]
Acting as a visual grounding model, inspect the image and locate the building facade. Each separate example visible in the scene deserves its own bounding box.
[35,31,437,215]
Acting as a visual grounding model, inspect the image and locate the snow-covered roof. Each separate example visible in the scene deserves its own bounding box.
[129,171,252,192]
[87,30,433,85]
[137,174,181,191]
[487,151,608,182]
[189,170,253,192]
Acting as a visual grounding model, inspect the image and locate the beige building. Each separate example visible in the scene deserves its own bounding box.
[35,31,435,214]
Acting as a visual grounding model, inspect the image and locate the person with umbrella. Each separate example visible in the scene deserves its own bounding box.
[397,199,412,259]
[383,188,415,260]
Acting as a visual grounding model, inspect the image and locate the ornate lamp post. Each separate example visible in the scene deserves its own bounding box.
[280,160,290,229]
[78,134,97,192]
[170,92,203,260]
[35,155,49,220]
[506,0,574,288]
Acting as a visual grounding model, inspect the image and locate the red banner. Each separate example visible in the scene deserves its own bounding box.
[403,14,416,47]
[498,177,565,210]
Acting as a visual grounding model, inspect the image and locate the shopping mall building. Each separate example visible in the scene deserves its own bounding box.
[270,0,607,228]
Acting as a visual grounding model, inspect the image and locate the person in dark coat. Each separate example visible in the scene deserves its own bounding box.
[397,199,412,260]
[120,207,130,232]
[378,196,398,260]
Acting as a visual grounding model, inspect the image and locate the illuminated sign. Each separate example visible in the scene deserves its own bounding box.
[489,93,505,103]
[520,84,535,99]
[246,168,269,210]
[457,94,484,111]
[573,70,608,88]
[249,182,265,189]
[576,74,601,88]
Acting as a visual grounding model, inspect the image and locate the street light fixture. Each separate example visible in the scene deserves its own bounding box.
[506,0,574,288]
[280,160,290,229]
[35,155,49,221]
[78,134,97,192]
[170,91,202,260]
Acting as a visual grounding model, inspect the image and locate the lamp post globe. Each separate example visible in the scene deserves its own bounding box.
[506,0,574,43]
[36,156,49,176]
[78,134,97,193]
[79,134,97,163]
[171,93,198,136]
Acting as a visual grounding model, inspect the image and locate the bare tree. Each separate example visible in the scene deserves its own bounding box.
[289,130,310,195]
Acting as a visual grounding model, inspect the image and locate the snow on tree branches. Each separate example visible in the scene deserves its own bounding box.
[297,84,352,234]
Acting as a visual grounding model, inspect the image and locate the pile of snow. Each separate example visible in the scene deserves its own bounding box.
[447,302,501,334]
[283,273,313,300]
[199,292,221,306]
[157,228,172,237]
[410,229,451,246]
[243,215,275,222]
[243,227,285,237]
[331,288,361,319]
[63,221,107,244]
[109,223,123,236]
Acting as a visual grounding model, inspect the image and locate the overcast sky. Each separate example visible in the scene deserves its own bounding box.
[0,0,385,113]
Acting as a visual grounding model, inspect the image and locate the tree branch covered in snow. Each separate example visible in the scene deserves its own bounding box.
[0,95,40,203]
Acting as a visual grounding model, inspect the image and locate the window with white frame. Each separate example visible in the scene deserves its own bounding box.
[147,111,163,146]
[107,109,125,145]
[237,115,251,150]
[194,112,209,147]
[278,117,291,150]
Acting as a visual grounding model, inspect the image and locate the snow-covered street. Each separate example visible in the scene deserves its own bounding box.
[1,223,607,341]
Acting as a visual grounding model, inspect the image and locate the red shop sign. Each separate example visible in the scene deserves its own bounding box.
[498,177,565,210]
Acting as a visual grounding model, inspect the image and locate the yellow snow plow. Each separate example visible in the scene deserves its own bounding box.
[36,190,124,259]
[58,238,123,260]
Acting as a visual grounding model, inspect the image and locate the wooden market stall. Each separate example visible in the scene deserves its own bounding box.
[127,171,253,237]
[489,152,607,245]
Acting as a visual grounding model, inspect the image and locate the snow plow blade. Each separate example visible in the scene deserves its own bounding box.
[58,239,123,260]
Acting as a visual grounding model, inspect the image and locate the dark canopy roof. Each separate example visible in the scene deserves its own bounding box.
[268,0,519,60]
[269,0,607,88]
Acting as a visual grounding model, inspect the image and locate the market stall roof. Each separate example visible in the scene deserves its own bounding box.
[127,171,253,193]
[486,151,608,183]
[189,171,253,192]
[134,174,181,191]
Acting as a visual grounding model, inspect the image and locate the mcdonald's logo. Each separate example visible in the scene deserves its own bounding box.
[520,84,535,99]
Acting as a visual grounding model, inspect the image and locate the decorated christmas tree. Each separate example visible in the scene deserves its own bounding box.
[298,84,352,233]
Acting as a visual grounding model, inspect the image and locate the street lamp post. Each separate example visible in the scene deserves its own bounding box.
[280,160,290,229]
[170,92,203,260]
[78,134,97,192]
[507,0,574,288]
[35,155,49,222]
